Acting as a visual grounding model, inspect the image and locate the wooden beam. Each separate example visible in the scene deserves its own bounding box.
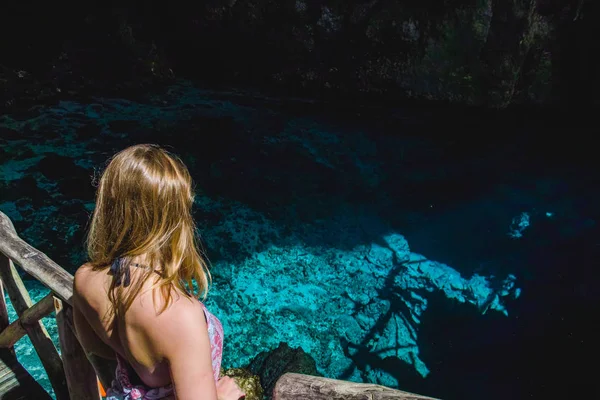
[0,279,15,360]
[0,348,53,399]
[87,353,117,393]
[0,293,56,348]
[272,373,439,400]
[0,211,73,304]
[0,280,9,332]
[0,253,70,400]
[54,297,101,400]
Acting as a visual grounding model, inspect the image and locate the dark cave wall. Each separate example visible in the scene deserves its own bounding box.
[0,0,595,108]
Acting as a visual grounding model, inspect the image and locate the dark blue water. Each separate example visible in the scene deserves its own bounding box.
[0,82,597,399]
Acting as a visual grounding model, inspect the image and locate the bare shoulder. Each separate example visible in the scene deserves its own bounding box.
[73,262,111,308]
[73,263,95,295]
[130,287,204,325]
[128,289,208,354]
[74,261,105,288]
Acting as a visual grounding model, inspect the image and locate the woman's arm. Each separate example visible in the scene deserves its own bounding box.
[73,267,116,360]
[72,299,117,360]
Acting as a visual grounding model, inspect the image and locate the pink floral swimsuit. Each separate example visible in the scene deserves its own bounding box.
[106,301,224,400]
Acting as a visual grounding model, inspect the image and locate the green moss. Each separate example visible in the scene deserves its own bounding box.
[221,368,264,400]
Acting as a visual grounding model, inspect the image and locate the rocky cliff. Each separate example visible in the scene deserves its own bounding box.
[0,0,596,109]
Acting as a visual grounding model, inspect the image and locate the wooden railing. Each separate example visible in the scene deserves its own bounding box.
[0,210,438,400]
[0,210,107,399]
[274,373,436,399]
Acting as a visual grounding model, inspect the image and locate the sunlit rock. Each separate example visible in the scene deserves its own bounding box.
[221,368,263,400]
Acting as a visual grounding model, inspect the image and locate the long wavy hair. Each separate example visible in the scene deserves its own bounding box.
[85,144,211,319]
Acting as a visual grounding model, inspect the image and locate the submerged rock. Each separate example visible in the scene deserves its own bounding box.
[247,342,321,398]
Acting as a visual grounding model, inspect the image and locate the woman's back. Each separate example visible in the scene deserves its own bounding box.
[76,144,243,399]
[74,258,227,399]
[74,259,177,387]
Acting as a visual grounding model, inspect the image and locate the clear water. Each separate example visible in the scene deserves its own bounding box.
[0,82,597,399]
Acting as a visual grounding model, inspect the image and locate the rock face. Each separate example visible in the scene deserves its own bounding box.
[0,1,596,108]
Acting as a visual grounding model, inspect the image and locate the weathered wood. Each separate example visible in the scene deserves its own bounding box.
[0,211,117,395]
[0,280,15,360]
[0,294,56,349]
[0,211,73,304]
[86,353,117,393]
[0,280,8,333]
[0,348,52,400]
[54,297,101,400]
[0,254,70,400]
[273,373,439,400]
[0,249,50,399]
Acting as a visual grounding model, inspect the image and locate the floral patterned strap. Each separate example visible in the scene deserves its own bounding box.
[201,301,224,382]
[106,353,174,400]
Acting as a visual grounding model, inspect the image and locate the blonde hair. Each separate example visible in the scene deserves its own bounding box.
[85,144,211,318]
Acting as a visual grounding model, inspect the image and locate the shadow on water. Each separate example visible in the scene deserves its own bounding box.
[415,223,600,399]
[338,253,428,391]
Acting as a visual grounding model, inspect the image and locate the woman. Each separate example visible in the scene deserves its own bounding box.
[73,144,245,400]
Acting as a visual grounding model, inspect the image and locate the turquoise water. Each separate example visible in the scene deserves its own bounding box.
[1,83,596,399]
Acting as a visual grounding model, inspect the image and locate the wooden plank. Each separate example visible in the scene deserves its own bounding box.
[0,294,55,349]
[0,211,73,305]
[0,280,15,359]
[0,280,9,332]
[54,297,101,400]
[0,349,52,400]
[272,373,439,400]
[0,254,70,400]
[87,353,117,394]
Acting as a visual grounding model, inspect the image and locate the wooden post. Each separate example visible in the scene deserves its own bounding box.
[0,293,56,348]
[0,279,16,360]
[54,297,101,400]
[0,211,116,395]
[0,280,8,332]
[272,373,439,400]
[87,353,117,394]
[0,253,70,400]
